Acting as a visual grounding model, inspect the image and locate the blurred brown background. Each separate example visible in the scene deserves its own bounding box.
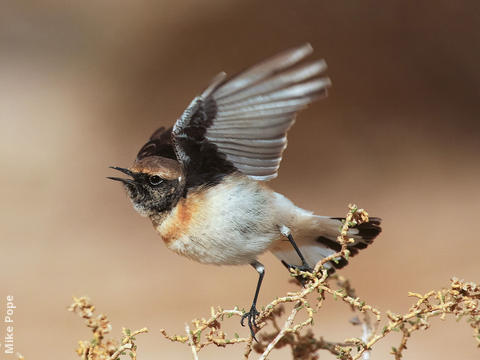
[1,1,479,359]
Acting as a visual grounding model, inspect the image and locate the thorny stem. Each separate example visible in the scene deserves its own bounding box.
[71,205,480,360]
[69,297,148,360]
[258,306,299,360]
[185,324,199,360]
[108,343,133,360]
[158,205,480,359]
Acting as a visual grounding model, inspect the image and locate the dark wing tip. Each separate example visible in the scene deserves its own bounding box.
[136,127,177,161]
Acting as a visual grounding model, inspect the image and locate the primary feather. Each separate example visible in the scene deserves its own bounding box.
[172,43,331,184]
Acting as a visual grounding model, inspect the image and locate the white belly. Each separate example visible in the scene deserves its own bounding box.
[157,175,282,265]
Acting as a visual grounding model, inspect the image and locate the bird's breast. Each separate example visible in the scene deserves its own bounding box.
[151,174,280,265]
[153,189,204,246]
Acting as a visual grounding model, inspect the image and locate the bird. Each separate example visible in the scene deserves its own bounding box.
[108,43,382,339]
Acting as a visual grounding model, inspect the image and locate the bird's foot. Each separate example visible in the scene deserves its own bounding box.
[293,263,313,273]
[284,261,313,274]
[241,305,260,340]
[281,260,314,286]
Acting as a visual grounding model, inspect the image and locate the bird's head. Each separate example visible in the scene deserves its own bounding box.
[108,156,184,217]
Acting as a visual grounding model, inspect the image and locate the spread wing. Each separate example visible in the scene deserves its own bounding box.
[172,43,330,186]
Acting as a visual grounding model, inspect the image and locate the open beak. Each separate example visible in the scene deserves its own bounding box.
[107,166,136,185]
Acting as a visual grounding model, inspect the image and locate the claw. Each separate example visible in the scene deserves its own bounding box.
[281,260,314,286]
[283,261,313,274]
[241,306,260,341]
[294,263,313,273]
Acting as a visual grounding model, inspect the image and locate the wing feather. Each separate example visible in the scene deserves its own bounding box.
[212,109,298,122]
[217,77,329,111]
[213,43,314,100]
[206,122,294,139]
[234,163,280,176]
[224,154,280,166]
[217,96,318,112]
[215,146,282,158]
[209,115,292,129]
[172,43,330,183]
[218,60,327,105]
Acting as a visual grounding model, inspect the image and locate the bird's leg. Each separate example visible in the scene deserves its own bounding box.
[241,260,264,340]
[280,225,313,273]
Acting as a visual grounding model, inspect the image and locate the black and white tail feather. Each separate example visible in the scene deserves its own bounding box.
[269,194,382,275]
[278,216,382,274]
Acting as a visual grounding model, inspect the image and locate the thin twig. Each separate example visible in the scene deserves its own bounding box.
[258,306,299,360]
[108,343,132,360]
[71,205,480,360]
[361,322,371,360]
[186,323,199,360]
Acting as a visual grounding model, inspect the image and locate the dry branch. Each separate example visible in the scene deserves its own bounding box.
[158,205,480,359]
[69,296,148,360]
[71,205,480,359]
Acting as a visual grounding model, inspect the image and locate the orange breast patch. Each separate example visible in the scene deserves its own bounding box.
[159,191,203,245]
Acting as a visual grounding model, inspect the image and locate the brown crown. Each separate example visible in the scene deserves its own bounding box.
[130,156,182,180]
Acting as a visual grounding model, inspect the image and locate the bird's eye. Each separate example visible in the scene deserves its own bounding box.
[149,175,163,186]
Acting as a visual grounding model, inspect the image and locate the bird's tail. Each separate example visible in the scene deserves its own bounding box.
[270,214,382,272]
